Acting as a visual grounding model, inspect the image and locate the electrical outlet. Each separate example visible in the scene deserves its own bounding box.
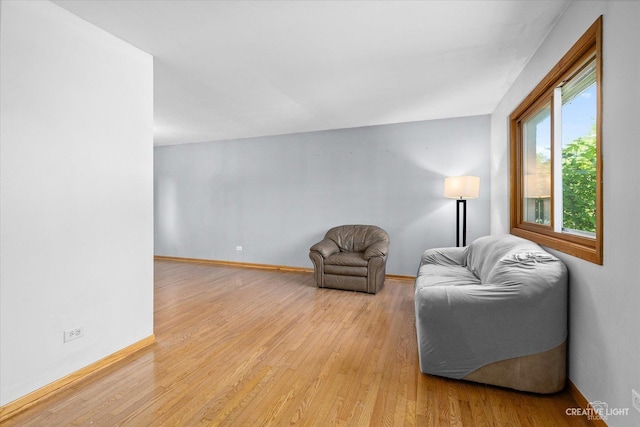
[235,246,243,251]
[64,327,84,343]
[633,389,640,413]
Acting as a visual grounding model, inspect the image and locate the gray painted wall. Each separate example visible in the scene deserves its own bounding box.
[155,115,491,276]
[491,2,640,426]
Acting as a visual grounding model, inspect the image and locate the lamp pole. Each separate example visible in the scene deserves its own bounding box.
[457,198,467,247]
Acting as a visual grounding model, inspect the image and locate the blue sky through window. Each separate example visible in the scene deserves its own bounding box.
[562,84,597,146]
[534,82,596,159]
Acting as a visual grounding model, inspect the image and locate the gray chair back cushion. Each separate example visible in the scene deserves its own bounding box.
[325,225,389,253]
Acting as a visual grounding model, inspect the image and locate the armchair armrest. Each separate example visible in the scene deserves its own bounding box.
[419,246,468,267]
[309,239,339,258]
[364,241,388,259]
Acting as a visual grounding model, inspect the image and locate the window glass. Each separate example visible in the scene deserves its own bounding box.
[523,105,552,225]
[559,59,597,236]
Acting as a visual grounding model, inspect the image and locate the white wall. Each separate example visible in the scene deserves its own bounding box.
[491,1,640,426]
[0,1,154,406]
[155,115,491,276]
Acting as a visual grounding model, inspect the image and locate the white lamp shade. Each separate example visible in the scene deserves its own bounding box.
[444,176,480,199]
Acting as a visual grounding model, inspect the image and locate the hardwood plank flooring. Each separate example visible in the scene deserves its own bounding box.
[4,260,595,426]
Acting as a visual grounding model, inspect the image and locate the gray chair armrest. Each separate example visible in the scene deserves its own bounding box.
[366,256,386,293]
[364,241,388,259]
[310,239,339,258]
[419,246,468,267]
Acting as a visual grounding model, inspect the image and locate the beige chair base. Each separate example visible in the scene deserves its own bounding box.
[462,341,566,394]
[324,274,367,293]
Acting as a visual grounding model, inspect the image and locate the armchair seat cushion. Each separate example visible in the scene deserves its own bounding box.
[416,264,480,288]
[324,251,368,267]
[324,265,368,277]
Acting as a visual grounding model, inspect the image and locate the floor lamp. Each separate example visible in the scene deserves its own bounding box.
[444,176,480,247]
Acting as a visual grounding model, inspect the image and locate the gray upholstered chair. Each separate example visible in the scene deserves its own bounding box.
[309,225,389,294]
[414,234,568,393]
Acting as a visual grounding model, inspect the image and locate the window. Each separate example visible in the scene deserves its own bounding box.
[510,17,602,264]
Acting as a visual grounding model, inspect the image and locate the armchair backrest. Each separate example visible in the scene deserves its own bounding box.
[466,234,564,285]
[325,225,389,253]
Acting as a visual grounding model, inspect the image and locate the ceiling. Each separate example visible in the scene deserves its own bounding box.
[53,0,569,146]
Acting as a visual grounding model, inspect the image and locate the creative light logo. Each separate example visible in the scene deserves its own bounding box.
[566,400,630,421]
[590,401,608,420]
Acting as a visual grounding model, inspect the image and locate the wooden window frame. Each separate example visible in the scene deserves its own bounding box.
[509,16,603,265]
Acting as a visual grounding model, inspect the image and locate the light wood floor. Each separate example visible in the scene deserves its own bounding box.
[5,260,594,426]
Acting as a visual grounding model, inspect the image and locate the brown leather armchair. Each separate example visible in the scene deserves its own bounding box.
[309,225,390,294]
